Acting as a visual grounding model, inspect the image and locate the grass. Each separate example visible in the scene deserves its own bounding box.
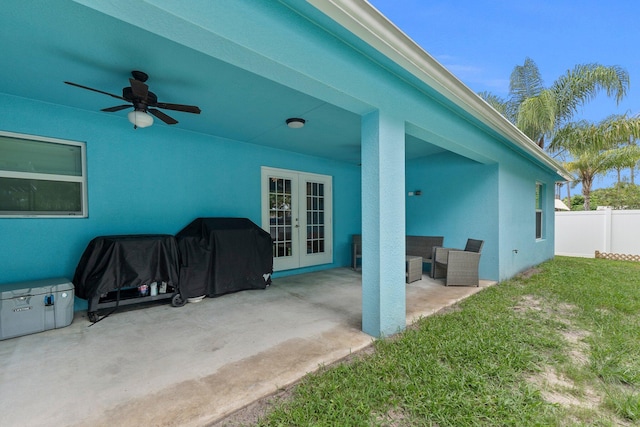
[252,257,640,426]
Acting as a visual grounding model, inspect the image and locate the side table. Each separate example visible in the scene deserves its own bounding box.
[406,256,422,283]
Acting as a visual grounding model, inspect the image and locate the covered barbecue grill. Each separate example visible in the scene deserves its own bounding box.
[72,234,181,321]
[176,217,273,299]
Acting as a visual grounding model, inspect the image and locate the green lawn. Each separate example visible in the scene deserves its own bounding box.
[255,257,640,426]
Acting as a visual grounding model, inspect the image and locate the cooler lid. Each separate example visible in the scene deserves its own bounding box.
[0,278,74,300]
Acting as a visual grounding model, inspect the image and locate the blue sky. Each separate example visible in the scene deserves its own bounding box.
[368,0,640,189]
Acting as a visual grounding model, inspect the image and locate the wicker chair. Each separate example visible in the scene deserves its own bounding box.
[406,235,444,273]
[431,239,484,286]
[352,234,362,270]
[353,234,443,273]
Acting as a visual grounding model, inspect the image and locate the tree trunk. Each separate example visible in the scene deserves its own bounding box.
[583,177,593,210]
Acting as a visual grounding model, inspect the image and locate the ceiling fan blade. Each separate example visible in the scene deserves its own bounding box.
[149,108,178,125]
[129,78,149,100]
[101,104,132,112]
[155,102,201,114]
[64,81,127,101]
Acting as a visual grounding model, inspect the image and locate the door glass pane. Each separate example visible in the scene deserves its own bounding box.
[268,177,293,259]
[306,180,326,254]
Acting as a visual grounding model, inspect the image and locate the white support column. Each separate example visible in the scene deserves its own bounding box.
[361,110,406,337]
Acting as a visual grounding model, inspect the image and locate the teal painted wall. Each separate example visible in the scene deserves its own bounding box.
[406,152,499,280]
[406,148,558,282]
[0,95,362,292]
[497,155,558,280]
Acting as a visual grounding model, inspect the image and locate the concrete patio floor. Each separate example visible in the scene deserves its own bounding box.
[0,268,493,427]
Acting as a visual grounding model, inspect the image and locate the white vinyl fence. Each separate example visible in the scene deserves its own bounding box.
[555,208,640,258]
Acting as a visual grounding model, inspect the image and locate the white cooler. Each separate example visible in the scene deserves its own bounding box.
[0,277,74,340]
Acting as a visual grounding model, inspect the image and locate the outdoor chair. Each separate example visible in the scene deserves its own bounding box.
[352,234,362,270]
[353,234,444,273]
[431,238,484,286]
[406,235,444,273]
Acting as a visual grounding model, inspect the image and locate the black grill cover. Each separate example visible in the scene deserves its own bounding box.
[176,218,273,299]
[72,234,180,300]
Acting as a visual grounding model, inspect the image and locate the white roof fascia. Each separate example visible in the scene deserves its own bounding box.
[306,0,572,181]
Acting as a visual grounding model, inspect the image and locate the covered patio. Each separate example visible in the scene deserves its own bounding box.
[1,0,569,342]
[0,270,493,426]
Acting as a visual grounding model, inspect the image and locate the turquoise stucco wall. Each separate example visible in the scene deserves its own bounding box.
[406,148,558,282]
[0,95,362,290]
[406,152,499,280]
[497,154,558,280]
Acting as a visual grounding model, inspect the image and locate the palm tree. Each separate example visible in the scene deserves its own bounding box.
[563,150,636,210]
[550,115,640,210]
[607,120,640,184]
[480,58,629,149]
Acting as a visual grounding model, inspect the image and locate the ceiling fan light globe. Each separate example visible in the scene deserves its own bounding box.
[128,110,154,128]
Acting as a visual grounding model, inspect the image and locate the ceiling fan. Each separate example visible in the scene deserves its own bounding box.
[64,70,201,129]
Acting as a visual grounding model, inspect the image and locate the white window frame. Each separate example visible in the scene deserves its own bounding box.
[0,131,88,218]
[535,182,544,240]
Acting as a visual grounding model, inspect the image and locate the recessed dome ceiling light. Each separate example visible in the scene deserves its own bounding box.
[286,118,306,129]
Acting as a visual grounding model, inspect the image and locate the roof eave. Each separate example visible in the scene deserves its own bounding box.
[306,0,572,181]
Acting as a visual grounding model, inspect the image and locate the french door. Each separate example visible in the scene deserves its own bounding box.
[261,167,332,271]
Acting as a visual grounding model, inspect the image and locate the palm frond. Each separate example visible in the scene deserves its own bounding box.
[550,115,640,153]
[550,64,629,124]
[478,91,508,115]
[508,57,544,108]
[516,89,555,142]
[599,114,640,145]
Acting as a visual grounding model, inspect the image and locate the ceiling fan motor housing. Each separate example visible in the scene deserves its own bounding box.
[122,86,157,109]
[131,70,149,82]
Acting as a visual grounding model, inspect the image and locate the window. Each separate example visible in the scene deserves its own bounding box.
[0,131,87,217]
[535,182,543,239]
